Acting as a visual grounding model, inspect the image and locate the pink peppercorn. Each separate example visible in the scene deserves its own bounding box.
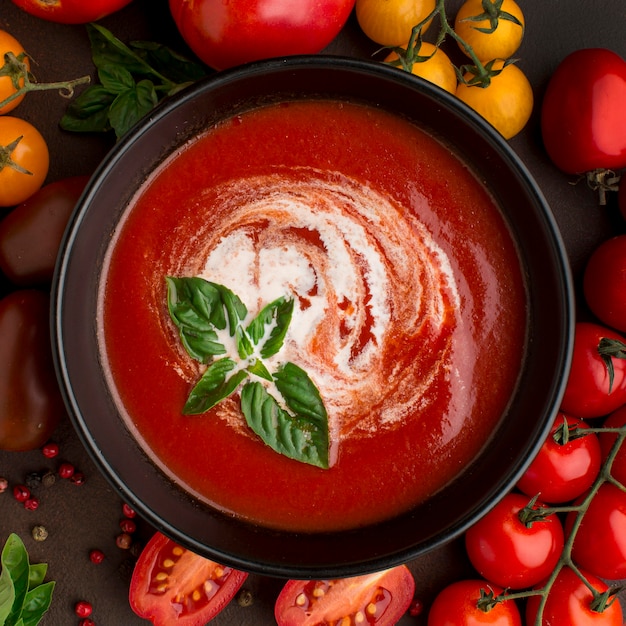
[89,549,105,564]
[23,497,39,511]
[13,484,30,502]
[122,502,136,518]
[119,518,136,534]
[74,600,93,618]
[41,442,59,458]
[78,620,95,626]
[58,462,75,479]
[70,471,86,486]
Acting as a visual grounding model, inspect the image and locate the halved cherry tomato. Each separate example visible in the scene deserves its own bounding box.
[516,412,601,504]
[275,565,415,626]
[0,175,89,286]
[169,0,356,71]
[0,29,30,115]
[129,531,248,625]
[427,579,521,626]
[526,567,623,626]
[0,289,65,451]
[9,0,134,24]
[566,483,626,581]
[0,116,49,208]
[541,48,626,175]
[464,492,564,590]
[560,322,626,419]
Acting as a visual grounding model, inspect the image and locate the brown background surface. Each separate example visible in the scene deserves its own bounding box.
[1,0,626,624]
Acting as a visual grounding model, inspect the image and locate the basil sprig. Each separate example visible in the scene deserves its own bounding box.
[0,534,55,626]
[61,23,208,140]
[166,277,330,469]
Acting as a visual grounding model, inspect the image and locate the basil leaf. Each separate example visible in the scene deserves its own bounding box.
[240,380,329,469]
[0,556,16,625]
[108,80,159,139]
[129,40,208,85]
[98,64,135,94]
[60,85,116,133]
[19,582,54,626]
[183,358,248,414]
[1,534,30,626]
[245,358,273,381]
[27,565,46,591]
[211,283,248,337]
[247,297,294,358]
[166,277,228,362]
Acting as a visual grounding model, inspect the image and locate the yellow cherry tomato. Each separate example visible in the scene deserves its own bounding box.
[455,61,533,139]
[0,116,49,207]
[385,42,457,94]
[356,0,436,47]
[454,0,525,62]
[0,30,30,115]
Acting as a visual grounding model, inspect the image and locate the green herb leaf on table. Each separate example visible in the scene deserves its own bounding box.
[60,23,208,140]
[166,276,330,468]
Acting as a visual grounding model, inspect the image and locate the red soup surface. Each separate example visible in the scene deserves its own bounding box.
[99,99,526,533]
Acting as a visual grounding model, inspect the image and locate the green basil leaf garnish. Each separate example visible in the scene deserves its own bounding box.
[108,79,159,139]
[19,582,55,626]
[60,85,116,133]
[184,358,248,415]
[26,565,46,592]
[240,381,329,469]
[166,276,330,468]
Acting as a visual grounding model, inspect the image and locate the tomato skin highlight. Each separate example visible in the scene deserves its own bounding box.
[168,0,356,71]
[0,289,65,451]
[541,48,626,175]
[9,0,134,24]
[275,565,415,626]
[0,175,89,286]
[464,492,564,590]
[426,579,521,626]
[516,412,601,504]
[560,322,626,419]
[129,531,248,625]
[526,567,623,626]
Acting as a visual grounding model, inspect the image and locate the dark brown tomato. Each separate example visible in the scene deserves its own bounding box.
[0,176,89,286]
[0,289,65,450]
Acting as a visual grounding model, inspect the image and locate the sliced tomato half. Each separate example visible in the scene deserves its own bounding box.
[275,565,415,626]
[129,531,248,625]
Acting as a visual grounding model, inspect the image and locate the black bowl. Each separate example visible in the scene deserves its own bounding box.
[52,56,573,578]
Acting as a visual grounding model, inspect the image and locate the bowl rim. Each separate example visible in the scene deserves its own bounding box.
[51,54,575,578]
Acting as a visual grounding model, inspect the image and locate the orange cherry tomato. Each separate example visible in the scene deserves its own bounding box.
[0,29,30,115]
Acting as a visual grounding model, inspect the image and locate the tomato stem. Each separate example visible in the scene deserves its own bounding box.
[0,51,90,111]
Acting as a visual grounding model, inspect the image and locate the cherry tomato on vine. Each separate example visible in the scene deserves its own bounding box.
[0,116,49,208]
[385,42,457,94]
[583,235,626,333]
[129,531,248,625]
[566,483,626,581]
[0,175,89,286]
[516,412,601,504]
[0,30,30,115]
[541,48,626,175]
[427,579,521,626]
[453,0,525,62]
[169,0,356,71]
[0,289,64,451]
[464,492,564,589]
[275,566,415,626]
[9,0,134,24]
[526,567,623,626]
[598,404,626,486]
[455,60,533,139]
[356,0,435,47]
[560,322,626,419]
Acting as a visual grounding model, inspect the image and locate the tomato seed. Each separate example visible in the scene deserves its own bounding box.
[41,442,59,458]
[89,549,105,564]
[74,601,93,618]
[13,484,30,502]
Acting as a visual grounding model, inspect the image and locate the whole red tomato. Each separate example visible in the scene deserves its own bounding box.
[516,412,601,503]
[168,0,356,71]
[598,404,626,485]
[0,176,89,287]
[526,567,623,626]
[129,531,248,625]
[0,289,65,451]
[427,579,521,626]
[566,483,626,581]
[583,235,626,333]
[560,322,626,419]
[464,492,564,590]
[9,0,134,23]
[275,565,415,626]
[541,48,626,174]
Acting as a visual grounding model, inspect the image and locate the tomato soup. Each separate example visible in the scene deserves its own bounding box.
[98,99,527,532]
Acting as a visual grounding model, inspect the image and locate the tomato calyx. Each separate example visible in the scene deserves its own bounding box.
[457,0,523,36]
[0,50,90,112]
[580,168,621,206]
[0,135,32,175]
[516,494,552,527]
[475,586,502,612]
[597,337,626,393]
[590,586,623,614]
